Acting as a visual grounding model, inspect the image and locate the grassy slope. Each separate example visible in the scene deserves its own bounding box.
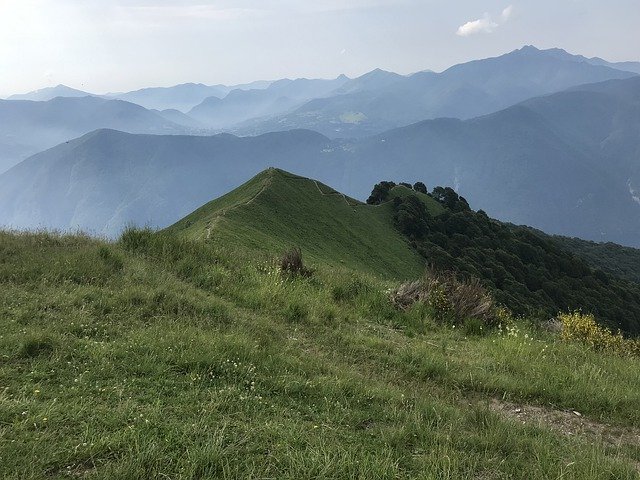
[168,168,440,280]
[1,230,640,479]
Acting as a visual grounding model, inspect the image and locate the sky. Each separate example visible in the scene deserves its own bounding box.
[1,0,639,97]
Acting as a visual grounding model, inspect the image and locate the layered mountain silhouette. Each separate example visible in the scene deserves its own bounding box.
[0,96,193,173]
[107,81,270,112]
[2,75,639,245]
[236,46,638,138]
[189,76,350,129]
[6,84,93,101]
[0,129,334,237]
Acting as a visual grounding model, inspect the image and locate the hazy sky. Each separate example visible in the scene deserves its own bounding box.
[1,0,639,97]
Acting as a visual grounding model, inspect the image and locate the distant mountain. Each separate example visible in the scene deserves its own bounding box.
[2,76,640,247]
[152,109,206,129]
[541,47,640,74]
[339,76,640,246]
[334,69,404,95]
[0,96,191,173]
[237,46,638,138]
[109,80,272,112]
[0,129,334,237]
[189,76,350,129]
[7,84,94,101]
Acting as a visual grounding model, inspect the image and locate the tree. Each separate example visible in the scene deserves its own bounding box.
[432,186,470,212]
[413,182,428,194]
[393,196,430,238]
[366,181,396,205]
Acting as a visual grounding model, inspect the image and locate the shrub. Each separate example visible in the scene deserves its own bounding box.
[391,268,500,327]
[279,247,313,277]
[559,311,640,357]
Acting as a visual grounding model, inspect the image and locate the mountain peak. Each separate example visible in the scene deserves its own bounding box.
[515,45,542,54]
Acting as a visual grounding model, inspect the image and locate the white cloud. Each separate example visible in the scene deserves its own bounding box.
[501,5,514,22]
[456,5,513,37]
[456,14,498,37]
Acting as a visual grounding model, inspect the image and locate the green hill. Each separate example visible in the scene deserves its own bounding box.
[168,168,443,280]
[167,169,640,334]
[3,170,640,478]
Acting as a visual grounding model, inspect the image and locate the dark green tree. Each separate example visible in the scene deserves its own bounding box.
[413,182,428,194]
[366,181,396,205]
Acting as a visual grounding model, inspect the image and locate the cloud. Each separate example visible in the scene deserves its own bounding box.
[501,5,514,21]
[456,5,513,37]
[456,14,498,36]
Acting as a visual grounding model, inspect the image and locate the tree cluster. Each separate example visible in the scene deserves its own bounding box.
[372,182,640,335]
[366,181,430,205]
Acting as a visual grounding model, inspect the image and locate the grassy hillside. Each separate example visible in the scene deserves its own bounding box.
[168,168,437,280]
[1,230,640,479]
[3,171,640,478]
[170,169,640,334]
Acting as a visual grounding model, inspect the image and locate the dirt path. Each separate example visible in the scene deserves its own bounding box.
[489,398,640,447]
[488,398,640,471]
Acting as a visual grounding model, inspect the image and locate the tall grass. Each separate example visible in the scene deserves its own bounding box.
[1,229,639,479]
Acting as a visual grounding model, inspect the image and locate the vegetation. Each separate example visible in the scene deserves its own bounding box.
[1,229,640,479]
[3,170,640,477]
[279,247,313,277]
[387,184,640,335]
[391,268,500,328]
[554,236,640,284]
[169,169,427,280]
[560,312,640,357]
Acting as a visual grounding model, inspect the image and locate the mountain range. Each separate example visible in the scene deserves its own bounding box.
[0,96,192,173]
[6,84,93,101]
[1,46,640,247]
[1,75,639,246]
[106,80,272,112]
[188,76,350,129]
[234,46,639,138]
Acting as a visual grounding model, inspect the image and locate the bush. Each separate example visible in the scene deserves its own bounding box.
[279,247,313,277]
[391,268,500,327]
[559,311,640,357]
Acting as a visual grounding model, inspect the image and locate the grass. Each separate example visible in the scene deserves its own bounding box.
[1,229,640,479]
[167,168,428,280]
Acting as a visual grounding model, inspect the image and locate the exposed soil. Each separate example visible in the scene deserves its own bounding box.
[488,398,640,471]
